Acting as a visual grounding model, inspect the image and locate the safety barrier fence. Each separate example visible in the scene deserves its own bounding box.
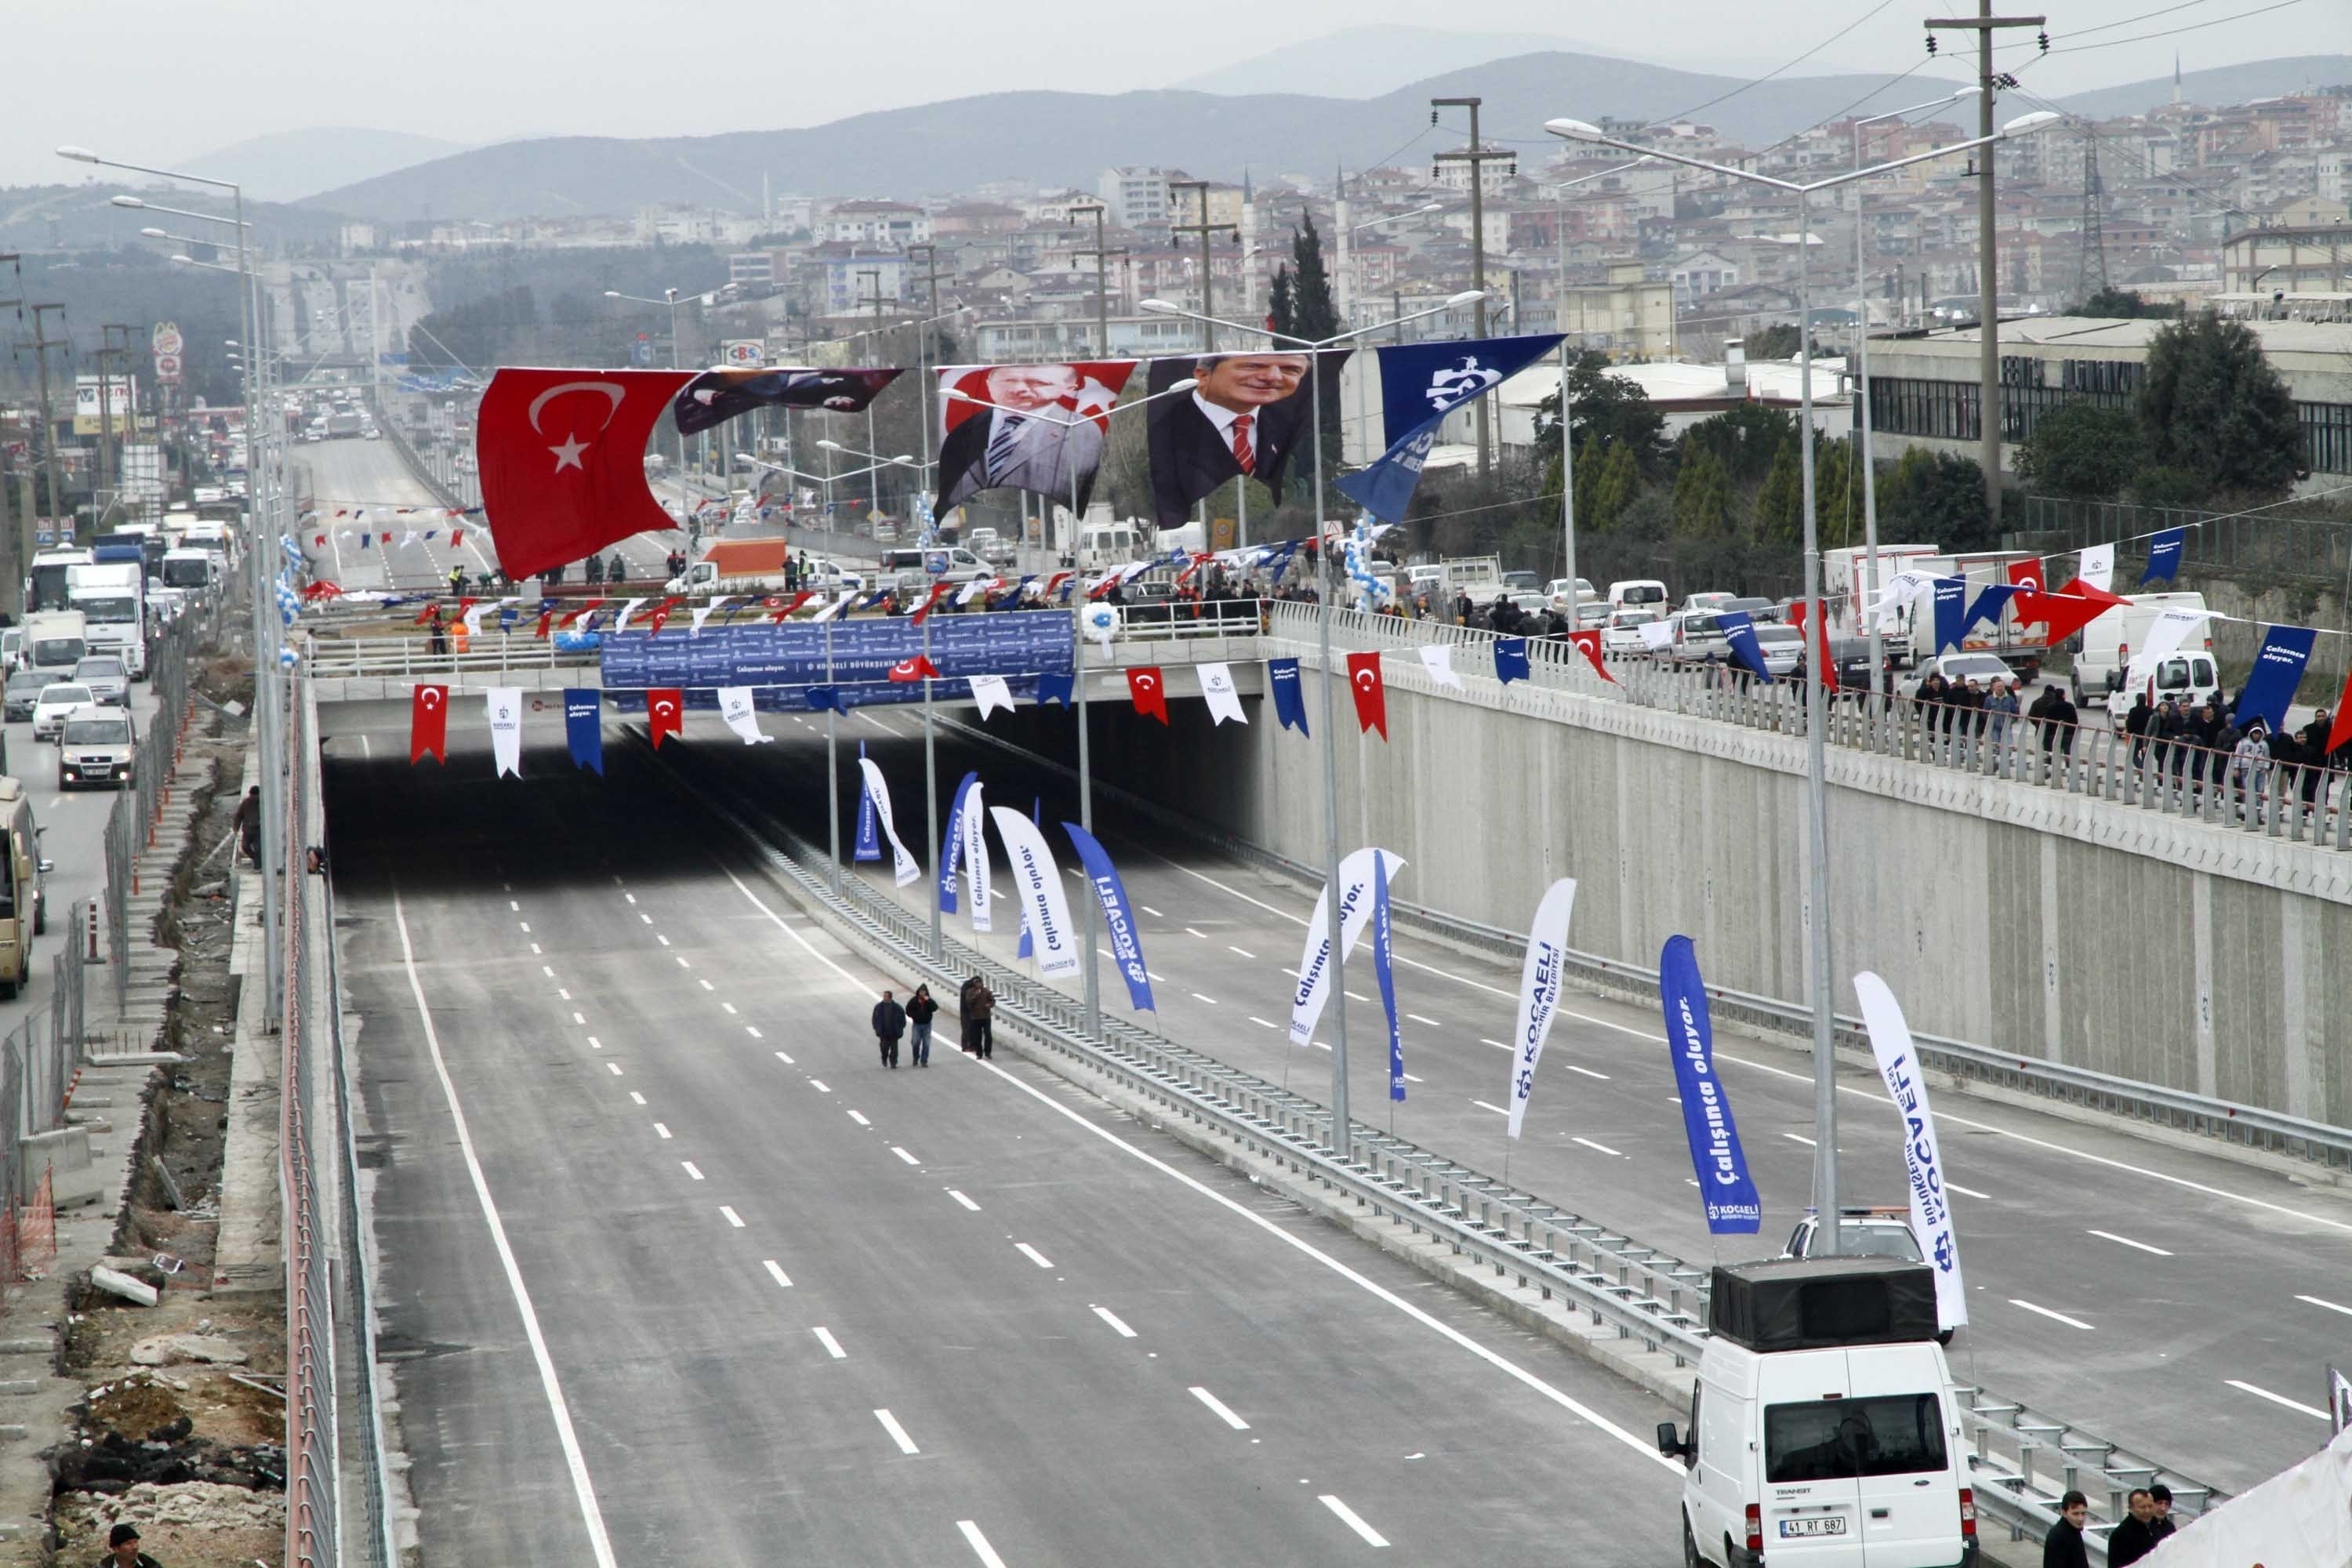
[99,613,205,1032]
[646,730,2223,1563]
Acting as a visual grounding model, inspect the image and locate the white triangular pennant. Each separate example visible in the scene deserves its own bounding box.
[1197,662,1247,725]
[969,673,1014,720]
[1418,644,1465,690]
[717,686,771,744]
[485,688,522,778]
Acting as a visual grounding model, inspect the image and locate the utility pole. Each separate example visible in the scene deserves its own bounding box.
[22,303,71,541]
[1927,5,2045,527]
[100,324,137,514]
[1069,205,1127,358]
[0,256,21,619]
[2076,140,2109,302]
[908,242,946,475]
[1432,95,1514,481]
[1168,180,1237,352]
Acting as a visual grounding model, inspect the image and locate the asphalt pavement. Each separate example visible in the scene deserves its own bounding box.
[325,715,1690,1565]
[664,699,2352,1497]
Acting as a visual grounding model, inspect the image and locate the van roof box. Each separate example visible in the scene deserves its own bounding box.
[1708,1257,1938,1352]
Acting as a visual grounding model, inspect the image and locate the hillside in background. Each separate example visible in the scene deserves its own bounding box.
[180,127,474,205]
[2056,56,2352,122]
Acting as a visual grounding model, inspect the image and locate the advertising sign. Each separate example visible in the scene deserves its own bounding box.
[720,339,765,368]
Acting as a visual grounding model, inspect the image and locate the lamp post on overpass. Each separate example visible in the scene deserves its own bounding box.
[1545,109,2058,1247]
[945,375,1201,1035]
[1138,288,1484,1162]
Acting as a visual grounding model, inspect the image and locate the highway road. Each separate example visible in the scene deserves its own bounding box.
[323,715,1690,1565]
[652,698,2352,1498]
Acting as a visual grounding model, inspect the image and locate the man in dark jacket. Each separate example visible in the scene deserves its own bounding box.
[2037,684,2080,758]
[2123,692,2153,764]
[2299,710,2343,810]
[904,984,938,1068]
[2106,1488,2159,1566]
[871,989,906,1069]
[2144,1484,2176,1547]
[2042,1490,2091,1568]
[96,1522,162,1568]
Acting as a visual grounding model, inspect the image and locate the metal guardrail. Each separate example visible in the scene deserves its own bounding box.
[100,612,205,1030]
[643,730,2220,1560]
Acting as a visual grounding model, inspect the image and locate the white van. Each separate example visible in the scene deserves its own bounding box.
[1658,1258,1977,1568]
[2069,591,2210,708]
[1609,578,1671,617]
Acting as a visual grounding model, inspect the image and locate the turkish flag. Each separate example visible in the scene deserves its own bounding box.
[645,595,683,636]
[1127,666,1168,723]
[534,610,553,639]
[909,582,951,626]
[410,684,448,764]
[2008,557,2046,595]
[449,526,465,549]
[647,688,684,749]
[771,590,815,622]
[476,368,699,581]
[1346,651,1388,739]
[2027,579,2126,645]
[887,655,940,683]
[2328,667,2352,756]
[1566,628,1616,684]
[314,533,325,547]
[558,598,606,630]
[1809,608,1839,691]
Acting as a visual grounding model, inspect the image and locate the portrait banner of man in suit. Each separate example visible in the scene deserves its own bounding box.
[1145,348,1352,529]
[672,366,904,435]
[934,361,1136,514]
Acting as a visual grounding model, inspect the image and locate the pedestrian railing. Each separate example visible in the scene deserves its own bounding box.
[642,727,2218,1563]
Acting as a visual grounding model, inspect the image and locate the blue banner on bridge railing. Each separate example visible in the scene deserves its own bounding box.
[598,611,1074,709]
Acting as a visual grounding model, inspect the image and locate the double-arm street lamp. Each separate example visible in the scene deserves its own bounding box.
[1137,289,1482,1155]
[1544,107,2057,1246]
[604,288,705,506]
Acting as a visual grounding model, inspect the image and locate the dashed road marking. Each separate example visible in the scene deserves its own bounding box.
[874,1409,920,1454]
[681,1161,703,1180]
[848,1110,871,1127]
[1092,1305,1137,1338]
[653,1123,671,1139]
[2009,1298,2094,1331]
[1570,1137,1626,1158]
[1189,1386,1250,1430]
[1015,1242,1054,1269]
[948,1189,981,1211]
[812,1327,845,1359]
[1319,1495,1389,1548]
[891,1146,920,1166]
[958,1521,1008,1568]
[763,1260,792,1288]
[719,1206,746,1229]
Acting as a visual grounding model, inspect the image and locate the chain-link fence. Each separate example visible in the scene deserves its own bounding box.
[100,614,204,1030]
[2018,493,2352,584]
[280,672,396,1568]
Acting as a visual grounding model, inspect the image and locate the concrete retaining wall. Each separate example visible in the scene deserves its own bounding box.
[1036,652,2352,1131]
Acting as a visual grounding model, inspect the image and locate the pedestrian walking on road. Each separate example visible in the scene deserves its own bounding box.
[871,989,906,1069]
[905,984,938,1067]
[966,977,996,1059]
[95,1522,161,1568]
[2106,1488,2158,1566]
[2042,1490,2091,1568]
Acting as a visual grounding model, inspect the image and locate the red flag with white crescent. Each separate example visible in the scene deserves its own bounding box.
[908,582,951,626]
[1345,651,1388,739]
[771,590,816,622]
[645,595,683,636]
[1566,628,1616,684]
[887,655,941,684]
[476,368,698,580]
[647,688,684,749]
[450,526,465,549]
[557,598,606,630]
[410,684,449,764]
[1127,666,1168,724]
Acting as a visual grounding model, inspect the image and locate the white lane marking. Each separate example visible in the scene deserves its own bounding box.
[747,1025,764,1039]
[892,1145,920,1166]
[1015,1242,1054,1269]
[572,1011,586,1025]
[2009,1298,2095,1331]
[1229,945,1257,959]
[773,1049,794,1064]
[530,942,542,955]
[681,1161,704,1181]
[1343,989,1368,1002]
[874,1409,920,1454]
[1783,1132,1818,1146]
[628,1092,645,1106]
[586,1036,601,1051]
[1480,1037,1510,1051]
[1148,969,1167,982]
[509,899,520,912]
[656,934,670,946]
[809,1079,831,1094]
[722,864,1682,1472]
[848,1109,871,1127]
[1563,1063,1610,1081]
[812,1326,845,1359]
[1093,1305,1137,1338]
[1572,1137,1627,1158]
[1249,1016,1279,1030]
[653,1123,672,1139]
[958,1521,1009,1568]
[640,913,652,925]
[2226,1378,2328,1420]
[1185,926,1209,938]
[2088,1229,2172,1256]
[698,978,715,991]
[605,1063,623,1076]
[390,892,619,1568]
[2297,1294,2352,1317]
[1402,1072,1425,1084]
[518,921,531,933]
[721,1002,739,1015]
[1189,1386,1250,1430]
[1406,1013,1443,1028]
[720,1206,746,1228]
[948,1189,981,1211]
[1946,1181,1991,1200]
[541,964,555,978]
[557,988,571,1001]
[1139,904,1163,917]
[1191,993,1219,1005]
[763,1260,792,1288]
[676,954,691,968]
[624,893,637,905]
[1472,1100,1510,1118]
[1319,1495,1390,1548]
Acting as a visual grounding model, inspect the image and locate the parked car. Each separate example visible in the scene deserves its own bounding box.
[1803,636,1893,696]
[1669,610,1729,663]
[1501,569,1541,592]
[1898,651,2018,700]
[2,670,45,723]
[1719,594,1777,624]
[1782,1206,1923,1263]
[71,655,129,707]
[31,682,93,742]
[57,710,136,790]
[1680,590,1737,615]
[1544,577,1596,612]
[1602,608,1662,657]
[0,629,20,672]
[1747,623,1805,677]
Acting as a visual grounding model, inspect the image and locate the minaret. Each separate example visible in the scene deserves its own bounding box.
[2172,53,2183,107]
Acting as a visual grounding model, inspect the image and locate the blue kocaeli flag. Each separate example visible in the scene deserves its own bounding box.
[2142,526,2186,585]
[1931,576,1967,654]
[2233,624,2318,734]
[1064,822,1154,1012]
[939,771,978,915]
[1334,334,1566,521]
[804,684,843,713]
[1494,637,1530,685]
[564,688,604,775]
[1717,610,1773,683]
[1035,671,1074,708]
[1269,657,1309,735]
[1374,851,1403,1103]
[1659,935,1761,1235]
[853,740,880,862]
[1018,796,1040,958]
[1962,581,2019,638]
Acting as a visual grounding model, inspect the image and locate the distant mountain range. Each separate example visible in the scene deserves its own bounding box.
[1167,25,1840,99]
[292,50,2352,225]
[180,128,473,205]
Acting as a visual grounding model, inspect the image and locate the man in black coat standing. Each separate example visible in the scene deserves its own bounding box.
[871,989,906,1069]
[2106,1489,2159,1566]
[2042,1490,2091,1568]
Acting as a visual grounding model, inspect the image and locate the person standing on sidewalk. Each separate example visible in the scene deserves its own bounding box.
[871,989,906,1069]
[2042,1490,2090,1568]
[904,984,938,1068]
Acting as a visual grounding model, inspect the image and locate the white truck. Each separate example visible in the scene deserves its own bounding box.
[1821,543,1940,642]
[20,610,90,681]
[1893,550,2047,677]
[2070,590,2216,710]
[67,562,147,679]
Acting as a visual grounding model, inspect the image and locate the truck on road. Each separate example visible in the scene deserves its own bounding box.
[67,562,147,679]
[20,610,89,680]
[1891,550,2048,677]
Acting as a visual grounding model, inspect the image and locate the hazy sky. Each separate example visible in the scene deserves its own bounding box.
[9,0,2347,187]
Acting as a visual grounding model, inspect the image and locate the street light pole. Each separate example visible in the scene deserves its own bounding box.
[1433,96,1510,481]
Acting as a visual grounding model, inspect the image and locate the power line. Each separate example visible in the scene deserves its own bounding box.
[2046,0,2304,53]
